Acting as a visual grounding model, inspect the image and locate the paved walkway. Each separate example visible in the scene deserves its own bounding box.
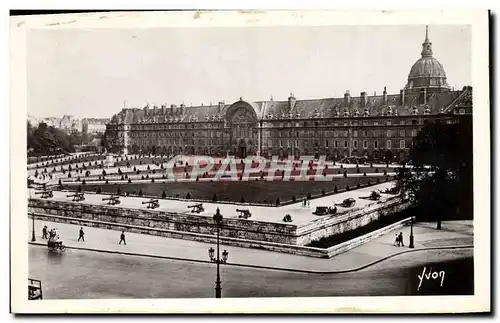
[29,219,473,273]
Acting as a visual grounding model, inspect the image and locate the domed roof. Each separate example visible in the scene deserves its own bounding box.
[408,56,447,80]
[405,26,449,91]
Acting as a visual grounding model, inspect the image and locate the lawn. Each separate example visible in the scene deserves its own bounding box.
[77,175,391,205]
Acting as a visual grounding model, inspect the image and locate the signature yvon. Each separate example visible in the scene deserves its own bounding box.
[417,267,445,291]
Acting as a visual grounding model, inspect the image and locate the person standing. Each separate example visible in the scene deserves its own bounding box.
[78,227,85,242]
[399,232,405,247]
[119,231,126,245]
[42,225,48,239]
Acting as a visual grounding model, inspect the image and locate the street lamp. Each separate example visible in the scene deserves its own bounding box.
[31,215,36,242]
[207,207,228,298]
[29,190,36,242]
[409,216,415,248]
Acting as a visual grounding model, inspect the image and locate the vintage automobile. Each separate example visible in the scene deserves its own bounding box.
[312,206,337,216]
[47,236,66,252]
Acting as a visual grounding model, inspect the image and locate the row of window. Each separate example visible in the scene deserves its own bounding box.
[128,128,419,139]
[266,129,418,138]
[132,139,407,150]
[268,139,407,149]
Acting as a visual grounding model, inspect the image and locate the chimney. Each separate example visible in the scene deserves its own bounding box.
[360,92,367,110]
[383,86,388,105]
[400,89,405,106]
[170,104,176,116]
[218,101,225,113]
[344,90,351,107]
[288,93,296,110]
[143,105,149,115]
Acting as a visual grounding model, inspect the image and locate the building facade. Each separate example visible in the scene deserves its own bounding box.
[82,118,110,135]
[105,27,473,162]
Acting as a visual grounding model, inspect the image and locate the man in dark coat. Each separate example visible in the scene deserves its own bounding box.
[78,227,85,242]
[119,231,126,245]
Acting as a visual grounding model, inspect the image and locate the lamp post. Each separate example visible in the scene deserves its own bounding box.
[409,216,415,248]
[31,216,36,242]
[29,189,36,242]
[207,207,229,298]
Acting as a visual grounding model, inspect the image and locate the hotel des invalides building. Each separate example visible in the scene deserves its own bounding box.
[105,28,473,162]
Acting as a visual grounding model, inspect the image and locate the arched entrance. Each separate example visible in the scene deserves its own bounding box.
[225,101,259,159]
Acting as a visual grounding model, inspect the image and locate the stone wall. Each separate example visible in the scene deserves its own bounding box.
[28,196,409,258]
[296,197,410,245]
[28,198,298,245]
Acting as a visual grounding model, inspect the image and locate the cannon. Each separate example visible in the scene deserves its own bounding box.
[188,203,204,213]
[34,190,53,199]
[236,209,251,219]
[66,192,85,202]
[335,198,356,208]
[369,190,382,201]
[142,198,159,209]
[102,195,121,205]
[312,206,337,216]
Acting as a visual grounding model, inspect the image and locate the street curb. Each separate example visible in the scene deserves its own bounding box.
[28,242,473,274]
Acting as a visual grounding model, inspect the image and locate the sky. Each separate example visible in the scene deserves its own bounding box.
[27,25,471,118]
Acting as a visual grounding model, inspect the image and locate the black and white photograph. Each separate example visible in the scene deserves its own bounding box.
[10,10,490,314]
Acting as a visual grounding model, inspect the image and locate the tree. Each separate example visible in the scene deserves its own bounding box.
[275,197,281,205]
[240,196,245,203]
[395,116,473,229]
[162,190,167,198]
[212,193,217,202]
[139,189,143,196]
[186,192,191,199]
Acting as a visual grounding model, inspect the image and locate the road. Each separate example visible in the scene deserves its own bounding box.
[29,245,473,299]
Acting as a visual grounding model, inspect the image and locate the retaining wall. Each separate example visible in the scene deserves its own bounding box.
[28,196,410,258]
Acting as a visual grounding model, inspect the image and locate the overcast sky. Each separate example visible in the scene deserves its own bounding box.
[27,25,471,118]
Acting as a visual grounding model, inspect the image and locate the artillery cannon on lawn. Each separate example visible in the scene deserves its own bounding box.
[66,192,85,202]
[335,197,356,208]
[188,203,204,213]
[102,195,121,205]
[143,198,159,209]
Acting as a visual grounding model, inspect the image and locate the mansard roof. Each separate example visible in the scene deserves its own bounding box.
[108,87,470,125]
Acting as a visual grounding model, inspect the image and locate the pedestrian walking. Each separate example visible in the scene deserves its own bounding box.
[42,225,48,239]
[303,199,307,207]
[394,233,399,246]
[78,227,85,242]
[398,232,405,247]
[119,231,126,245]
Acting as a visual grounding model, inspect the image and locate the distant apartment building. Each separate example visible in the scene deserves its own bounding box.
[82,118,110,135]
[59,115,82,134]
